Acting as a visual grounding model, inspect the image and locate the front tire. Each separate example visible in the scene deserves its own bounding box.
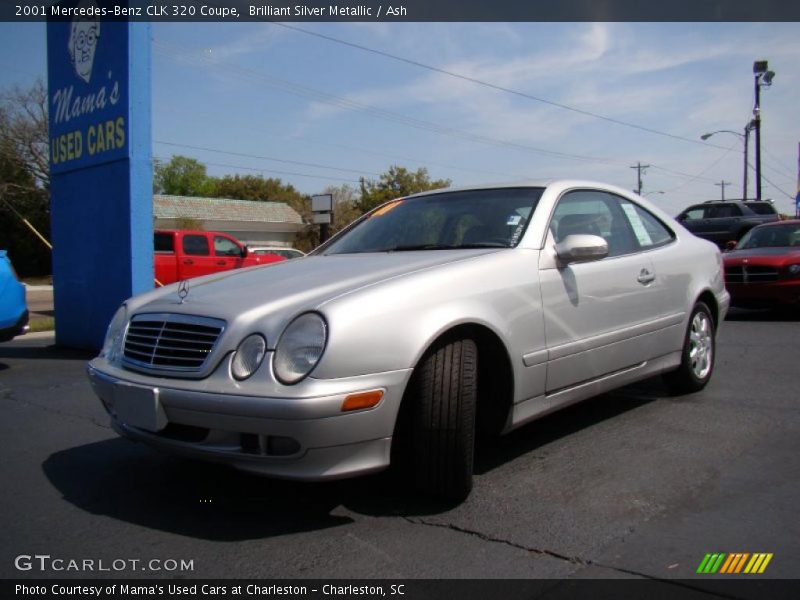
[664,301,715,394]
[402,337,477,501]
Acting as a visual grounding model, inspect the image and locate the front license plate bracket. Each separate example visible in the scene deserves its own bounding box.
[114,384,167,432]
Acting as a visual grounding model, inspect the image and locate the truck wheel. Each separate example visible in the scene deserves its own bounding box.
[664,302,715,394]
[402,337,477,501]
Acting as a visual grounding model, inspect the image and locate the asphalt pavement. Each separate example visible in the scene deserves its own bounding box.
[0,310,798,585]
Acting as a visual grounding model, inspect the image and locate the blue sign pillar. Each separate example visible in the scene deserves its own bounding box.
[47,14,152,349]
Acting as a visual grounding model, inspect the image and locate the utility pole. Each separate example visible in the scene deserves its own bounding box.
[753,60,776,201]
[715,181,732,201]
[630,162,650,195]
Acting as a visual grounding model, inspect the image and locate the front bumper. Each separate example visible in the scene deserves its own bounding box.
[86,362,412,481]
[727,281,800,308]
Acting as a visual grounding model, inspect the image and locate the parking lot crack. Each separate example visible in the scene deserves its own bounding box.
[402,517,588,565]
[3,390,110,431]
[401,517,746,597]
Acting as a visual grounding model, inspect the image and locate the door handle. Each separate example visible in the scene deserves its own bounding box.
[637,268,655,285]
[183,259,194,265]
[216,260,226,266]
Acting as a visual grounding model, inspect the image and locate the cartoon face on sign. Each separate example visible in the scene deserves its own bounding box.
[68,1,101,84]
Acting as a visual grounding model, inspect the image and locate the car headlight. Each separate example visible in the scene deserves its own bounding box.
[788,264,800,276]
[100,305,127,366]
[273,313,327,384]
[231,334,267,381]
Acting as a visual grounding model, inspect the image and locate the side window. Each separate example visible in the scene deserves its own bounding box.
[550,190,639,257]
[619,201,675,250]
[214,236,241,257]
[154,233,174,253]
[707,204,739,218]
[682,208,705,221]
[182,234,210,256]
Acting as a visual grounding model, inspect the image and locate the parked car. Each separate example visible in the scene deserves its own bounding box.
[249,246,306,260]
[87,181,729,500]
[0,250,29,342]
[154,230,285,286]
[675,200,779,247]
[723,220,800,308]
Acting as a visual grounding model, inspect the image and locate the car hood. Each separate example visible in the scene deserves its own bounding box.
[128,249,499,333]
[724,247,800,264]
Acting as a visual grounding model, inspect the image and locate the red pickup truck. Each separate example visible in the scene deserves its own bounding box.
[154,230,284,286]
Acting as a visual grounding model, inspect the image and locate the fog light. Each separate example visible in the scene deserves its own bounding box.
[341,390,384,412]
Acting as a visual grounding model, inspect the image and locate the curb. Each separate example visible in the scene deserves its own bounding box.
[20,331,56,340]
[24,285,54,292]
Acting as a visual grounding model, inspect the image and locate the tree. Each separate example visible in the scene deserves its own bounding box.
[212,173,306,205]
[0,81,51,276]
[324,184,361,233]
[0,80,49,189]
[357,166,451,213]
[153,155,215,197]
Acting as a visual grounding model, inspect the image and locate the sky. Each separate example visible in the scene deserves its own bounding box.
[1,21,799,216]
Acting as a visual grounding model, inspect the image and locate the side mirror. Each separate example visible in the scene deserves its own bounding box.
[240,245,249,258]
[676,214,686,222]
[555,234,609,265]
[724,240,737,252]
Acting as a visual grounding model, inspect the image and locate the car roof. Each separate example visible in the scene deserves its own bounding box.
[401,179,654,200]
[752,219,800,228]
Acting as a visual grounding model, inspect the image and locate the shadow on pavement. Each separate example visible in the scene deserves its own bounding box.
[43,440,357,540]
[725,307,800,322]
[0,343,93,361]
[42,378,665,540]
[473,381,661,476]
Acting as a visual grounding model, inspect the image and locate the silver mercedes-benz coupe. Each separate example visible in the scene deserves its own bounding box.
[87,180,729,500]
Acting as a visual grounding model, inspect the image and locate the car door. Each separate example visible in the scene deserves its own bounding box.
[213,234,244,271]
[705,203,741,244]
[179,233,216,279]
[538,189,664,393]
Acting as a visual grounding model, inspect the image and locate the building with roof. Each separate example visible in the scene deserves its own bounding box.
[153,195,305,247]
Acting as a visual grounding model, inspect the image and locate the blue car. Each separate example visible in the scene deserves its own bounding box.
[0,250,29,342]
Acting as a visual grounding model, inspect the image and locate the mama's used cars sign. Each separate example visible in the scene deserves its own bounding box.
[47,1,152,350]
[48,1,128,173]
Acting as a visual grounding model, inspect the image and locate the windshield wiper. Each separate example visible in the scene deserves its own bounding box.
[385,242,509,252]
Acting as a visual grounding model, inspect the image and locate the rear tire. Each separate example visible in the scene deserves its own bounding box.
[664,301,715,394]
[402,337,477,501]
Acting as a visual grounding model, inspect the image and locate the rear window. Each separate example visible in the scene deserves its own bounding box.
[154,233,174,253]
[745,202,778,215]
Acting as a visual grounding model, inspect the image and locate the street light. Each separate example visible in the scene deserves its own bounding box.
[700,123,755,201]
[753,60,776,201]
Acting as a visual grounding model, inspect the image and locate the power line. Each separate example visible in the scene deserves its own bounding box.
[155,140,381,177]
[268,22,732,150]
[660,143,740,193]
[153,41,631,168]
[153,155,361,184]
[154,105,530,180]
[155,40,725,187]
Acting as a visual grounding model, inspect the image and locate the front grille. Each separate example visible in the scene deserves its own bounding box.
[725,265,779,284]
[123,313,225,373]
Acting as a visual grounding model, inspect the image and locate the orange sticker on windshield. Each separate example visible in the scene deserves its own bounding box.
[370,199,404,218]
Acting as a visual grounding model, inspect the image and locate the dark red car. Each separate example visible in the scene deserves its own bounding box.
[723,220,800,308]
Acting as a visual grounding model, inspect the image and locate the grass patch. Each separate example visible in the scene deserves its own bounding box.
[28,317,55,333]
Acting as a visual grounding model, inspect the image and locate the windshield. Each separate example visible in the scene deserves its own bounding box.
[322,187,544,255]
[736,223,800,249]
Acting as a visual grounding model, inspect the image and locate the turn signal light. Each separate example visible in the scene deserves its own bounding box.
[341,390,384,412]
